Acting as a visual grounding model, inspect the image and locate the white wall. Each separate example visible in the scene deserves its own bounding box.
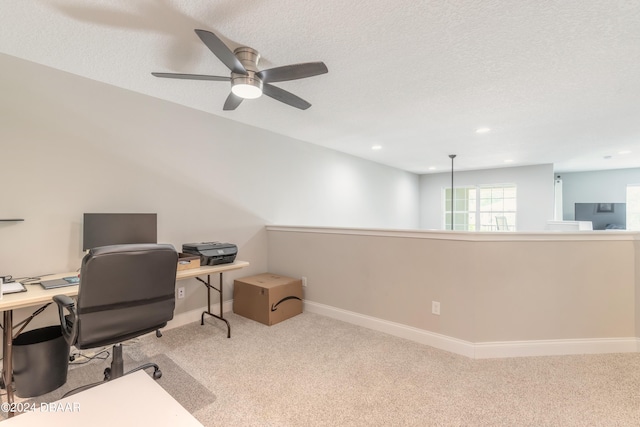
[419,164,555,231]
[0,54,419,323]
[560,168,640,220]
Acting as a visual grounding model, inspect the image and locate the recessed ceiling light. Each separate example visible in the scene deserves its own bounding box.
[476,127,491,134]
[619,150,632,155]
[371,145,382,150]
[504,159,513,163]
[428,166,436,170]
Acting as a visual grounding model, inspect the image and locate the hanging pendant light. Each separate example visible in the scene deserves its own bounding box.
[449,154,456,231]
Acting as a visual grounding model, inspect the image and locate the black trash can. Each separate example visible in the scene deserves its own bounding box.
[13,325,70,398]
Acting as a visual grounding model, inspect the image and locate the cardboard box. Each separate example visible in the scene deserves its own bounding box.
[233,273,302,326]
[177,253,200,271]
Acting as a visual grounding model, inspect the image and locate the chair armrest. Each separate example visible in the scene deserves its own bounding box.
[53,294,75,309]
[53,294,78,346]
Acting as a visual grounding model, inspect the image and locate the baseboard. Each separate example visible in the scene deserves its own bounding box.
[163,299,639,358]
[303,301,476,358]
[166,300,233,331]
[474,337,640,359]
[304,300,640,359]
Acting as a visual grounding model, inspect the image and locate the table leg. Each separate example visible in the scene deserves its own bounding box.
[197,273,231,338]
[2,310,14,417]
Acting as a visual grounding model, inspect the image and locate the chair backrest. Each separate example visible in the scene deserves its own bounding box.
[495,216,509,231]
[75,243,178,349]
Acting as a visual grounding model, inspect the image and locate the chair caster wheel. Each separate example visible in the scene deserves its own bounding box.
[156,329,162,338]
[153,369,162,380]
[104,367,111,381]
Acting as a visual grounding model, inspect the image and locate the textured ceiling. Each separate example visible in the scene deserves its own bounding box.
[2,1,640,174]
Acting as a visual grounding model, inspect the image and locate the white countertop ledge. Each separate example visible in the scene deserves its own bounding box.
[266,225,640,242]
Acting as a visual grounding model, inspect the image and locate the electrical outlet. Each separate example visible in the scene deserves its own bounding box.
[432,301,441,315]
[301,276,308,287]
[178,287,185,299]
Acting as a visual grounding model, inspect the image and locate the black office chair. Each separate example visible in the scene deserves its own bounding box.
[53,243,178,395]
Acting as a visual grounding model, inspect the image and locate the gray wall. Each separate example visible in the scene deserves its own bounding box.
[419,164,555,231]
[560,168,640,220]
[0,54,419,326]
[4,51,640,344]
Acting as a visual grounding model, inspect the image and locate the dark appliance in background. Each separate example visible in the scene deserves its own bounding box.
[182,242,238,265]
[574,203,626,230]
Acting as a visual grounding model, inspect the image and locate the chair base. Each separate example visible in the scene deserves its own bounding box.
[62,343,162,398]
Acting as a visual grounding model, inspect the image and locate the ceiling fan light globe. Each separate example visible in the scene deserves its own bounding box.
[231,74,263,99]
[232,83,262,99]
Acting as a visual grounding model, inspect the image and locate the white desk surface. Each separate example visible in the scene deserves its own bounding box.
[0,272,79,312]
[0,261,249,312]
[176,260,249,281]
[1,370,203,426]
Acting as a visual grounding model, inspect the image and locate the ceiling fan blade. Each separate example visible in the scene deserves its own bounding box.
[194,29,247,75]
[223,93,243,110]
[262,84,312,110]
[152,72,230,82]
[257,62,328,83]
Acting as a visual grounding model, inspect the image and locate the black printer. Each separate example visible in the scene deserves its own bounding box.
[182,242,238,266]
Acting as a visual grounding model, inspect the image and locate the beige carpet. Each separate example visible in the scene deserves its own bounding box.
[133,312,640,426]
[5,312,640,425]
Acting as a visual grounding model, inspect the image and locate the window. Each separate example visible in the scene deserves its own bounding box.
[444,187,477,231]
[444,184,517,231]
[626,184,640,230]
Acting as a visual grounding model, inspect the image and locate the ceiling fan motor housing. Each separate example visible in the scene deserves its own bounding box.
[231,47,263,98]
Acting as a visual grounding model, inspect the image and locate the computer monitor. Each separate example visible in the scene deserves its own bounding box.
[82,213,157,250]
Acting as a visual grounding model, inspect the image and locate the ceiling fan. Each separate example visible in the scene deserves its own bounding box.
[152,29,328,111]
